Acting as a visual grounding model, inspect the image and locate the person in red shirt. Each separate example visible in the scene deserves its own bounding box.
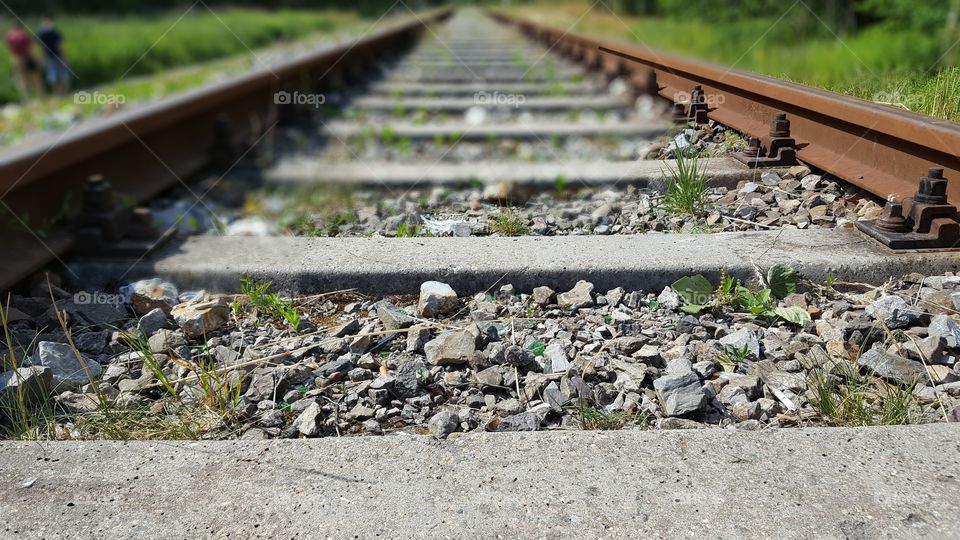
[5,21,43,100]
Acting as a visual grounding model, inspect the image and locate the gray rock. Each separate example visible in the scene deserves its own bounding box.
[0,366,52,407]
[424,330,477,365]
[497,411,541,431]
[317,356,354,378]
[719,328,761,359]
[245,368,288,402]
[657,287,681,310]
[858,346,926,385]
[406,324,431,353]
[73,331,109,355]
[347,403,375,421]
[543,342,570,374]
[375,301,414,331]
[121,279,179,315]
[929,315,960,349]
[418,281,458,318]
[474,366,502,388]
[138,308,170,337]
[394,359,422,398]
[866,295,921,329]
[532,286,556,306]
[428,410,460,439]
[31,342,101,391]
[557,280,594,310]
[543,381,564,411]
[148,329,186,354]
[292,402,322,436]
[652,371,708,416]
[330,319,360,338]
[54,391,100,414]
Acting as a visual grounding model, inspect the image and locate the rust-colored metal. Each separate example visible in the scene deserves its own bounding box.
[734,112,799,167]
[857,169,960,249]
[489,10,960,209]
[0,10,451,291]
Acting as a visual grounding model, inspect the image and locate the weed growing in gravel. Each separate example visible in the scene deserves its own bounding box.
[716,344,750,372]
[571,399,650,430]
[661,150,709,217]
[489,211,529,236]
[553,174,569,192]
[807,363,920,426]
[395,223,423,237]
[0,299,54,439]
[239,276,301,331]
[123,332,177,398]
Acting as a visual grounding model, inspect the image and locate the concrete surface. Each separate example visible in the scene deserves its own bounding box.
[1,424,958,538]
[265,157,754,189]
[350,95,629,112]
[324,120,669,140]
[70,228,960,294]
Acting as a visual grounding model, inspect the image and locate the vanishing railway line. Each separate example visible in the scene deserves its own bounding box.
[0,9,958,292]
[2,9,960,537]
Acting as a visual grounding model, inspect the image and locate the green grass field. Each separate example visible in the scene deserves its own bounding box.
[517,2,960,122]
[0,8,352,104]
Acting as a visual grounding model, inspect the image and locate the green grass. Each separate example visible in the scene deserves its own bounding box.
[0,9,347,105]
[489,210,529,236]
[520,2,959,122]
[570,399,650,430]
[239,275,302,331]
[807,363,921,426]
[661,149,709,217]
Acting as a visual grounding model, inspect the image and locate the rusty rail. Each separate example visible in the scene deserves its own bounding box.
[0,9,451,292]
[490,11,960,209]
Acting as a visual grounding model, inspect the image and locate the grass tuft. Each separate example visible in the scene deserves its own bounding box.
[489,210,529,236]
[661,150,709,217]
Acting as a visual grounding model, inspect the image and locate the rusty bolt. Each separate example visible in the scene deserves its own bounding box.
[83,174,114,213]
[769,112,791,138]
[671,103,687,124]
[131,207,154,226]
[691,85,705,104]
[914,168,949,204]
[742,137,763,158]
[875,197,909,232]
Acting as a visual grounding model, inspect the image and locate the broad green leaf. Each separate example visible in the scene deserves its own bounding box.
[774,306,811,326]
[767,263,798,299]
[671,275,713,307]
[680,304,706,314]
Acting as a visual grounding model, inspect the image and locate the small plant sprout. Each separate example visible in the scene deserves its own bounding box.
[554,174,569,192]
[239,275,302,331]
[716,344,750,372]
[661,149,709,217]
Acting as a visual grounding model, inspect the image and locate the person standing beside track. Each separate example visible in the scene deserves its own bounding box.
[37,15,69,95]
[4,20,43,100]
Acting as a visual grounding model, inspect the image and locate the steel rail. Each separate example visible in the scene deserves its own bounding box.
[489,11,960,207]
[0,9,451,292]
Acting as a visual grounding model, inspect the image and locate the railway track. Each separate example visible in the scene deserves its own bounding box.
[2,9,960,537]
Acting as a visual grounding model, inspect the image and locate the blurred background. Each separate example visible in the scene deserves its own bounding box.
[1,0,956,146]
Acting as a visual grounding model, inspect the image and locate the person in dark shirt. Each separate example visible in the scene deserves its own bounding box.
[4,21,43,99]
[37,15,69,95]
